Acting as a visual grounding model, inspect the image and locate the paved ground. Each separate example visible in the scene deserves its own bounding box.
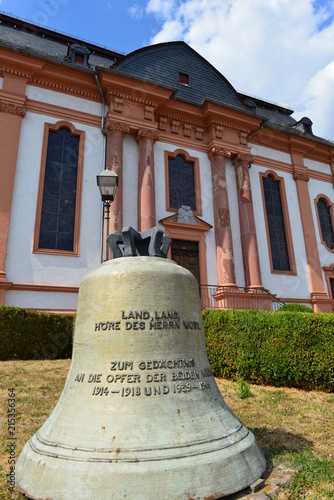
[221,462,292,499]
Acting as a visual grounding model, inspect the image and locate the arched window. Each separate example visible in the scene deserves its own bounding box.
[34,122,84,255]
[165,150,202,215]
[316,197,334,250]
[261,171,295,273]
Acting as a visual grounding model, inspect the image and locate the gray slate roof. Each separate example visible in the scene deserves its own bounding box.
[114,42,246,111]
[0,14,121,68]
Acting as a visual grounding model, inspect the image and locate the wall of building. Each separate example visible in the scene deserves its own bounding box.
[251,162,310,299]
[4,85,106,310]
[308,173,334,296]
[154,141,218,285]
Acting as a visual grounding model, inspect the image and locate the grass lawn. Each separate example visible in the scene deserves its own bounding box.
[0,360,333,499]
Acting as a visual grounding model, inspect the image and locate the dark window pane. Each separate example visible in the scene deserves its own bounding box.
[46,146,64,164]
[62,165,77,183]
[38,127,79,251]
[59,197,75,215]
[57,233,74,251]
[168,154,196,211]
[280,258,290,271]
[39,231,57,249]
[276,230,286,242]
[271,191,281,204]
[48,130,65,148]
[179,72,189,85]
[45,161,62,180]
[74,53,84,64]
[60,182,76,199]
[317,198,334,250]
[42,195,59,214]
[275,218,285,230]
[67,134,80,151]
[40,213,58,232]
[266,203,274,216]
[44,177,60,196]
[58,215,75,233]
[263,175,290,271]
[274,203,283,217]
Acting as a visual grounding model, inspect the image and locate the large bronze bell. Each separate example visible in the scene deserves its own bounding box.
[16,228,266,499]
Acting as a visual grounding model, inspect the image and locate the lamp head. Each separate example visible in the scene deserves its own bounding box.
[96,169,118,202]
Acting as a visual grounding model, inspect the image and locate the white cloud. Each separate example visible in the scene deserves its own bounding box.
[297,60,334,140]
[145,0,334,141]
[146,0,180,19]
[129,4,145,20]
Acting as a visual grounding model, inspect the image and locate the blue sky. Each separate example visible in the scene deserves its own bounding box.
[0,0,160,53]
[1,0,334,142]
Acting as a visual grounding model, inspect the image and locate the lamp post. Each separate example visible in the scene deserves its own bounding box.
[96,169,118,261]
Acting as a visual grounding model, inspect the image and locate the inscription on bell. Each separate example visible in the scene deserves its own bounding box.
[94,309,187,332]
[121,310,151,319]
[121,310,179,320]
[72,357,212,398]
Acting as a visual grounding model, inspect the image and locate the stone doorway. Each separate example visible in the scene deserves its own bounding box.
[171,240,200,283]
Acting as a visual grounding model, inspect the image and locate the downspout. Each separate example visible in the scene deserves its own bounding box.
[95,73,107,263]
[246,120,267,144]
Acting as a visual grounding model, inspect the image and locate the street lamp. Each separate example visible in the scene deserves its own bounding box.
[96,169,119,261]
[96,169,118,202]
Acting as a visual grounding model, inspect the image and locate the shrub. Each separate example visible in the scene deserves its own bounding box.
[277,303,314,313]
[203,309,334,392]
[0,306,74,360]
[235,378,251,399]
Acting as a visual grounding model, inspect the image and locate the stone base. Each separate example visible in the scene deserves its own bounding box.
[214,288,274,311]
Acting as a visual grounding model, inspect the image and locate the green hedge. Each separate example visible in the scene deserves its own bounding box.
[0,306,74,360]
[276,303,314,313]
[203,309,334,392]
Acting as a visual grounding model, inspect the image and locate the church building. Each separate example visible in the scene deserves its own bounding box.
[0,13,333,313]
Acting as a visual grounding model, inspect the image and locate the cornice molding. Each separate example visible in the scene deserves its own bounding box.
[7,283,79,294]
[252,134,334,164]
[0,63,34,80]
[290,145,309,155]
[156,111,204,129]
[32,74,100,100]
[106,88,160,108]
[159,213,212,232]
[205,117,251,135]
[250,134,290,152]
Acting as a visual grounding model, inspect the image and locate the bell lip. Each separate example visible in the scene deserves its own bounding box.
[16,431,266,499]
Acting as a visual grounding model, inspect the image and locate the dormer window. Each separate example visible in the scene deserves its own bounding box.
[74,52,84,64]
[292,117,313,135]
[68,44,90,66]
[179,72,189,85]
[303,121,311,134]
